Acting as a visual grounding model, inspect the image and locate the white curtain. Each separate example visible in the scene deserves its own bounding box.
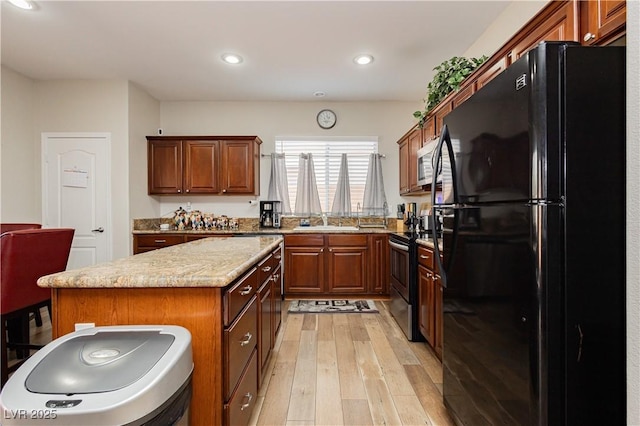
[267,153,292,214]
[331,153,351,216]
[294,153,322,215]
[362,153,387,215]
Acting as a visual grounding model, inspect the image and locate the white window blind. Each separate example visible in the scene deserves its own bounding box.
[275,137,379,214]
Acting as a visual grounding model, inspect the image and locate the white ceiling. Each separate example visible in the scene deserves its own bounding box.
[1,1,513,102]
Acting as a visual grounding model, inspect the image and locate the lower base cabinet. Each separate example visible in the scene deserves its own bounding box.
[256,245,283,385]
[417,244,443,359]
[284,233,389,297]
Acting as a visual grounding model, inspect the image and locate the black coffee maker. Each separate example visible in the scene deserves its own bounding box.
[260,201,281,228]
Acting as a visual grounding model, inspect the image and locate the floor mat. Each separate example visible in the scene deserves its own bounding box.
[288,299,378,313]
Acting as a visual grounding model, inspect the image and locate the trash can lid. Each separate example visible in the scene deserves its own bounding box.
[25,330,175,394]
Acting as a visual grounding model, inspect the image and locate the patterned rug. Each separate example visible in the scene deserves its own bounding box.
[288,299,378,314]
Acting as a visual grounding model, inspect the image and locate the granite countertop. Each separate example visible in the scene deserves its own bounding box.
[38,235,283,289]
[132,228,391,235]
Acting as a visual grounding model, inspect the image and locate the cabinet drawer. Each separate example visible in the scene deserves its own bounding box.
[225,296,258,400]
[417,246,434,269]
[327,234,368,247]
[224,267,258,326]
[135,234,184,248]
[225,349,258,426]
[285,234,324,246]
[257,252,275,286]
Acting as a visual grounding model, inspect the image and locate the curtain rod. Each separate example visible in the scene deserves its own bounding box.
[261,153,386,158]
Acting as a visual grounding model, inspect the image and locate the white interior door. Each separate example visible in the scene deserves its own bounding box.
[42,133,111,269]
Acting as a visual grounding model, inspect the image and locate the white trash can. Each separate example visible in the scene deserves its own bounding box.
[0,325,193,425]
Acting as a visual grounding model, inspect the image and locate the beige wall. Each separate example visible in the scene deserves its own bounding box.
[1,66,38,222]
[128,81,161,230]
[157,101,420,218]
[463,1,549,59]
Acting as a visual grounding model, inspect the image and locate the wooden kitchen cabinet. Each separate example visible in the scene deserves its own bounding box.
[580,0,626,46]
[256,245,283,385]
[133,233,185,253]
[368,234,389,295]
[417,244,442,359]
[284,233,389,297]
[326,234,368,294]
[147,136,261,195]
[510,1,579,61]
[133,233,231,254]
[398,136,410,194]
[398,126,429,195]
[284,234,325,294]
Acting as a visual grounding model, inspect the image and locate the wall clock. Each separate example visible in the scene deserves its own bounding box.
[317,109,337,129]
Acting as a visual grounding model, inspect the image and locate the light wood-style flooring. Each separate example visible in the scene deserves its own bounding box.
[9,302,454,425]
[250,300,455,425]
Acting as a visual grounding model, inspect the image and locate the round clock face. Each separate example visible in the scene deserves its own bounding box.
[317,109,337,129]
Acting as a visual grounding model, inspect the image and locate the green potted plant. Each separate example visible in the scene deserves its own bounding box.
[414,55,488,126]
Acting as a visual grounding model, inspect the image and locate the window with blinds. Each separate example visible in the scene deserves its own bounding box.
[275,137,379,214]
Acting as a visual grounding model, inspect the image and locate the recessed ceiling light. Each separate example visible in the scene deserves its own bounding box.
[354,54,374,65]
[221,53,243,65]
[7,0,33,10]
[313,91,326,98]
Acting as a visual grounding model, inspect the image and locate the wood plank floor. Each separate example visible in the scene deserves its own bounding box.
[8,303,455,426]
[250,300,455,426]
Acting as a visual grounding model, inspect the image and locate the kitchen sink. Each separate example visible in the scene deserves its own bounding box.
[292,225,359,231]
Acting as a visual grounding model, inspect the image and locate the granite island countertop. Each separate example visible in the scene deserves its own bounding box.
[38,235,283,289]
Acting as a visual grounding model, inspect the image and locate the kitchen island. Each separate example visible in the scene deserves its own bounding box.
[38,235,284,426]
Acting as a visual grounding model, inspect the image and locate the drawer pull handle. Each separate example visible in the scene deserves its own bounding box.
[240,392,253,411]
[240,332,253,346]
[239,285,253,296]
[261,266,272,272]
[274,254,281,260]
[155,239,167,243]
[420,255,429,259]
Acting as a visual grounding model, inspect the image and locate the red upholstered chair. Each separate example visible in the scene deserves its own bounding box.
[1,228,74,387]
[0,223,41,235]
[1,224,43,326]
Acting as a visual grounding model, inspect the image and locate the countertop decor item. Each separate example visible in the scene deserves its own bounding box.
[413,55,487,126]
[288,299,378,314]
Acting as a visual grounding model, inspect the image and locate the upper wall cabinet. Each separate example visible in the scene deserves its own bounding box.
[147,136,261,195]
[581,0,626,45]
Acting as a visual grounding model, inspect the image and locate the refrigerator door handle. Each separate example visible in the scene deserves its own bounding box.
[431,124,460,288]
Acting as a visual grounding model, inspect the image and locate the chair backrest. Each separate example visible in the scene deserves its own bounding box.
[1,228,75,315]
[0,223,41,235]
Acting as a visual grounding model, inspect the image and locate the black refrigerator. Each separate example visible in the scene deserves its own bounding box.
[430,42,626,425]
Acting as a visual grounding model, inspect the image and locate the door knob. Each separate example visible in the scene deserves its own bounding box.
[91,227,105,233]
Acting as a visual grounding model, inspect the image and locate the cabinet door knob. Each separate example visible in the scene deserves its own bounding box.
[186,189,190,193]
[177,189,182,193]
[583,32,596,42]
[239,332,253,346]
[222,189,227,193]
[240,393,253,411]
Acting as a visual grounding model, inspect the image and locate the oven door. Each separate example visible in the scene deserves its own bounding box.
[389,238,413,339]
[389,239,410,301]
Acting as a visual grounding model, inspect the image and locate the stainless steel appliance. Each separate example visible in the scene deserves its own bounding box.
[260,201,281,228]
[388,232,423,342]
[431,42,625,425]
[0,325,193,425]
[416,138,440,186]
